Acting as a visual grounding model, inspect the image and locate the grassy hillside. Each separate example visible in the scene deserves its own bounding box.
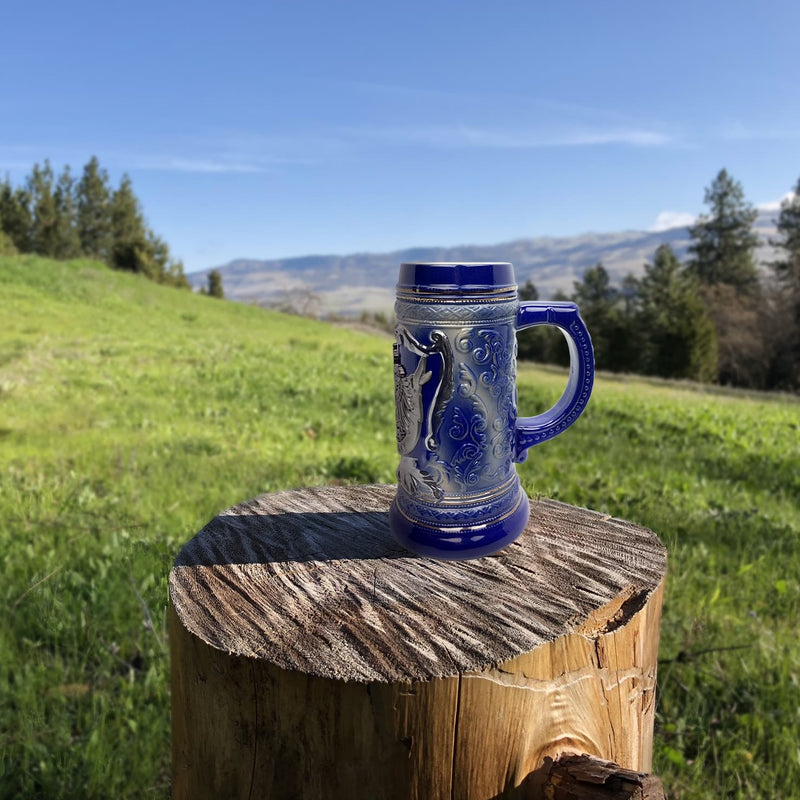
[1,255,798,799]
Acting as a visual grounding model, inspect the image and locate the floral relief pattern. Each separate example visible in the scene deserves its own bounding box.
[447,364,489,489]
[435,327,516,492]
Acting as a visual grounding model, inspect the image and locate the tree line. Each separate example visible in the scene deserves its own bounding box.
[520,169,800,392]
[0,157,190,288]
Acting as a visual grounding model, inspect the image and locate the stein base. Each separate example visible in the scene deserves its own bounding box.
[389,491,531,560]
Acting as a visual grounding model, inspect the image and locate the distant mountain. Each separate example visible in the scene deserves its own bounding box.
[188,211,779,316]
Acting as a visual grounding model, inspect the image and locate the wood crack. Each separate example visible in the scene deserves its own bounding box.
[246,659,259,800]
[170,486,667,797]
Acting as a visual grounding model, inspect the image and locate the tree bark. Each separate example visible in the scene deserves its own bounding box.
[170,484,666,800]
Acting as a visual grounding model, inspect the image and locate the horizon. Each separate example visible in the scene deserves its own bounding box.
[184,206,780,275]
[2,1,798,272]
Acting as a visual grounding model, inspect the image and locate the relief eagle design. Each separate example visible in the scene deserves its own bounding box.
[393,327,454,499]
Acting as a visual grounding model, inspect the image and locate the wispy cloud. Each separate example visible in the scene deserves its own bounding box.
[340,80,659,126]
[81,124,675,174]
[342,123,674,150]
[650,211,696,232]
[0,141,314,176]
[0,114,674,180]
[123,155,275,174]
[328,81,679,150]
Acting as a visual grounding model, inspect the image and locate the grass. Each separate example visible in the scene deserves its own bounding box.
[1,254,798,798]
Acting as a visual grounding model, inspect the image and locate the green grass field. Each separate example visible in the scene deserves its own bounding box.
[1,255,798,799]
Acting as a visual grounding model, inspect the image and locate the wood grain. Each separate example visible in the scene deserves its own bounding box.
[170,485,667,799]
[170,484,666,683]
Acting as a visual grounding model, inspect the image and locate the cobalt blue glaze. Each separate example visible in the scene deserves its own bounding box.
[390,262,595,560]
[397,262,516,292]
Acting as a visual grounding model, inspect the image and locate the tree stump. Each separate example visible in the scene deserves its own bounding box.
[170,485,666,800]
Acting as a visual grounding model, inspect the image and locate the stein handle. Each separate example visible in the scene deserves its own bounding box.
[514,301,594,462]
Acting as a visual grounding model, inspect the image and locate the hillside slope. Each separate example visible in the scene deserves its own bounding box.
[1,255,798,799]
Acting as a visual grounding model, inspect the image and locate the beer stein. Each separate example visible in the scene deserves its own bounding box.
[390,262,594,559]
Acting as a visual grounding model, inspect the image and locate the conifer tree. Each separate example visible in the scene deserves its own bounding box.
[106,175,190,288]
[207,269,224,298]
[620,273,640,316]
[771,177,800,290]
[28,161,62,256]
[148,230,189,288]
[515,279,568,364]
[162,256,190,289]
[0,176,33,252]
[519,280,538,301]
[637,244,717,381]
[517,280,546,362]
[767,178,800,389]
[52,165,81,259]
[76,156,112,260]
[571,263,637,372]
[687,169,759,295]
[109,174,152,275]
[148,230,169,279]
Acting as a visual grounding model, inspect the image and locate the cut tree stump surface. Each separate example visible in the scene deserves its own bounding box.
[170,484,666,684]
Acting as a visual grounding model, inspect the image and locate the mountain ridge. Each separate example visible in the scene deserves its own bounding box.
[189,211,778,315]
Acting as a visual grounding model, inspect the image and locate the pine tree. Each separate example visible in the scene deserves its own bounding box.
[109,174,152,275]
[519,280,538,301]
[620,273,640,316]
[27,161,61,256]
[164,258,190,289]
[151,232,190,288]
[572,263,617,307]
[2,157,190,292]
[687,169,759,295]
[52,165,81,259]
[637,244,717,382]
[0,176,33,252]
[767,178,800,389]
[76,156,112,260]
[106,175,190,288]
[147,231,186,287]
[571,263,637,372]
[207,269,224,298]
[148,231,170,281]
[516,279,553,363]
[771,177,800,289]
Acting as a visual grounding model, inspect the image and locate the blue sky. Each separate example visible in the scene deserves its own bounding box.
[2,1,799,273]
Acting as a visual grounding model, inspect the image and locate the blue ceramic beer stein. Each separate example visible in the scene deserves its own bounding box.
[390,262,594,559]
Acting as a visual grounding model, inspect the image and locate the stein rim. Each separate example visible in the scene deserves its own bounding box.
[400,262,513,267]
[397,262,516,293]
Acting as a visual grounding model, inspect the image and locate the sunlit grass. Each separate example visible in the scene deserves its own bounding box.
[1,255,798,798]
